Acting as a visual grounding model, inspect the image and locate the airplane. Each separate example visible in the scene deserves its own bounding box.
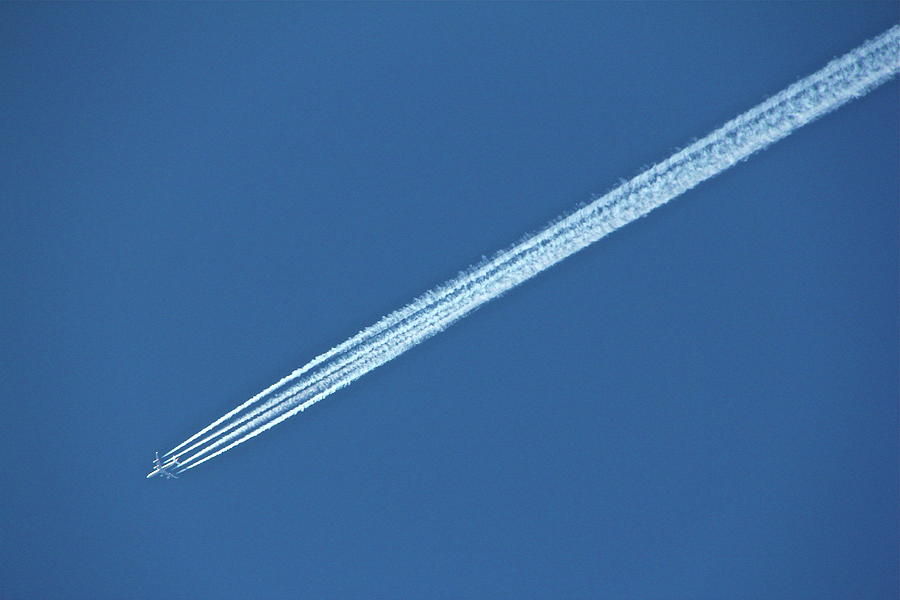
[146,451,180,480]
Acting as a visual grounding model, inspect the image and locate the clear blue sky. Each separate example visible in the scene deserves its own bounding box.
[1,4,897,599]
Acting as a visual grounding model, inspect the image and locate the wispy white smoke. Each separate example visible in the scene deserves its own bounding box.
[159,26,899,475]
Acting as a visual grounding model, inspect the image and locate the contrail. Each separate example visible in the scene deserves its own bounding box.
[158,26,899,475]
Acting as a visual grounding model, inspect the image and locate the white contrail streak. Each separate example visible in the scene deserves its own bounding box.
[163,26,899,474]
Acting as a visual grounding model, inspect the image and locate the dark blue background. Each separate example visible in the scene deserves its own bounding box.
[2,4,897,599]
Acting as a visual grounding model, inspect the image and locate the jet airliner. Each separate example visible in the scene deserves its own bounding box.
[146,452,180,479]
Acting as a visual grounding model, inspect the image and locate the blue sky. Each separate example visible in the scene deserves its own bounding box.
[1,4,897,599]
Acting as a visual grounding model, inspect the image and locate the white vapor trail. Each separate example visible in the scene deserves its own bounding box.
[161,26,899,475]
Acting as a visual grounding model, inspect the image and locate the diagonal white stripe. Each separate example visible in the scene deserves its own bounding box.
[161,25,899,474]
